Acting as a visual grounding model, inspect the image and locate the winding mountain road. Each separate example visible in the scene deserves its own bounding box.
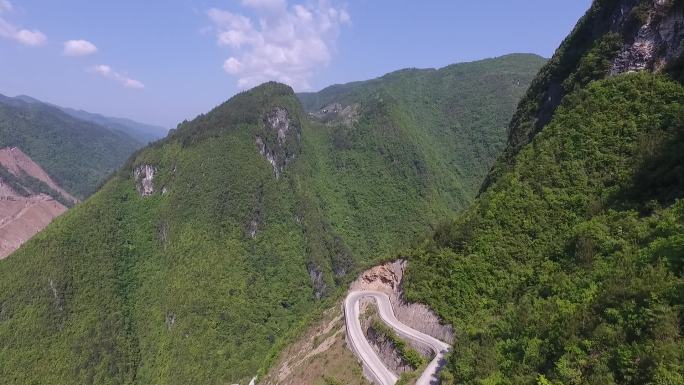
[344,291,450,385]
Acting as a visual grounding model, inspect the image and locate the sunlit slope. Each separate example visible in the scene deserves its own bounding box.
[0,53,545,385]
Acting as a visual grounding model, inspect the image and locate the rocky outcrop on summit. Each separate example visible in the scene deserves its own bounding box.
[611,0,684,74]
[255,107,301,179]
[500,0,684,171]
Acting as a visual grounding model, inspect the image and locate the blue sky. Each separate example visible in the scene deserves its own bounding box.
[0,0,592,127]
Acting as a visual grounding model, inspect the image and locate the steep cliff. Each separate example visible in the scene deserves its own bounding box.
[484,0,684,191]
[405,1,684,384]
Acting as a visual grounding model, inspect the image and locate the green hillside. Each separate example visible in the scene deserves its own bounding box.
[0,94,144,198]
[299,53,547,203]
[484,0,684,190]
[0,55,543,384]
[404,1,684,384]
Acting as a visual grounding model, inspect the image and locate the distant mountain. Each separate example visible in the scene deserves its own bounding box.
[58,108,168,143]
[0,94,144,198]
[0,54,544,384]
[0,147,76,259]
[14,95,168,143]
[298,53,547,204]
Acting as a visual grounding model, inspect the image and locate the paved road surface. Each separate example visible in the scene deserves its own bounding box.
[344,291,450,385]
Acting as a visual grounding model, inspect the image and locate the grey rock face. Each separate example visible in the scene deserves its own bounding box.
[365,325,414,375]
[255,107,301,179]
[309,102,360,127]
[307,263,326,299]
[134,164,156,196]
[611,1,684,74]
[165,312,176,330]
[267,107,291,145]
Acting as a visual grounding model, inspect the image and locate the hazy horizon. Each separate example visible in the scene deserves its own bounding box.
[1,0,591,127]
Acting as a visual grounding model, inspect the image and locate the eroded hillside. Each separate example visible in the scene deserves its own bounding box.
[0,94,145,198]
[0,147,77,259]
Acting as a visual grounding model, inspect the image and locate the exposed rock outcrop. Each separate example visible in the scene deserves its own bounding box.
[611,0,684,74]
[362,316,414,375]
[134,164,156,196]
[499,0,684,177]
[308,263,327,300]
[255,107,301,179]
[245,185,264,239]
[269,107,292,144]
[309,102,360,127]
[165,312,176,330]
[351,260,455,344]
[48,278,65,313]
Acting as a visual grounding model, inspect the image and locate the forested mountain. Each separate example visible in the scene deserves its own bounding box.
[405,1,684,384]
[14,95,168,143]
[298,53,547,203]
[0,54,543,384]
[0,94,144,198]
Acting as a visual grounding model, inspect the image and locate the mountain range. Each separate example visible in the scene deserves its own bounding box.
[0,53,545,384]
[13,94,168,144]
[0,0,683,384]
[0,94,166,198]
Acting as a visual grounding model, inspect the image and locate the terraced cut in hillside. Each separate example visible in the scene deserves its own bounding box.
[0,147,77,259]
[0,94,145,198]
[0,54,543,385]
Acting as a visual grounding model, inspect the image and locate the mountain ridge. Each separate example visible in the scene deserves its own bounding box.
[0,93,145,198]
[0,55,544,384]
[12,94,168,143]
[482,0,684,192]
[404,1,684,384]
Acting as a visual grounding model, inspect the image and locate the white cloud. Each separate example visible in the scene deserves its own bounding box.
[241,0,286,12]
[91,64,145,89]
[63,39,98,56]
[0,1,47,47]
[207,0,350,90]
[123,78,145,89]
[93,64,112,76]
[223,57,244,74]
[207,9,252,33]
[14,28,46,46]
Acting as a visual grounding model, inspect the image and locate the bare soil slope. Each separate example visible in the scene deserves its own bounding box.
[0,147,75,259]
